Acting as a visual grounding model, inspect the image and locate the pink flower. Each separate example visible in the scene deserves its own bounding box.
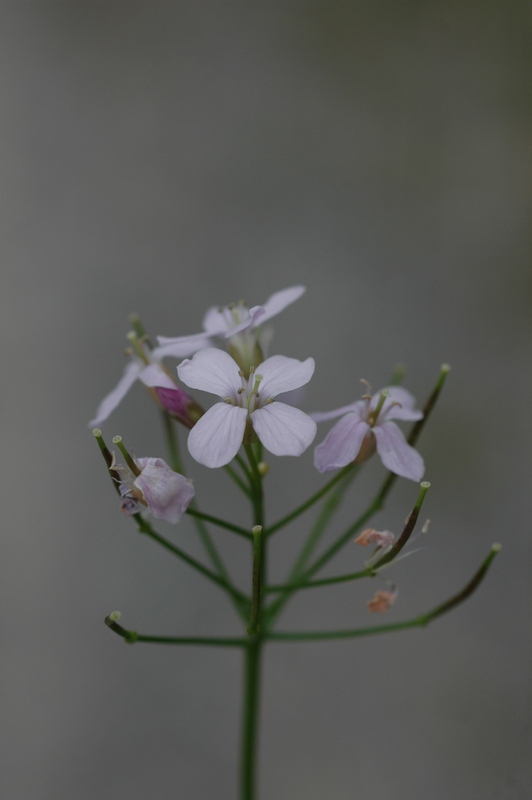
[177,348,316,468]
[312,385,424,481]
[116,456,195,524]
[157,286,306,373]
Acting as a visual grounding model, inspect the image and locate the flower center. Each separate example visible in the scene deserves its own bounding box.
[224,365,265,413]
[367,390,389,427]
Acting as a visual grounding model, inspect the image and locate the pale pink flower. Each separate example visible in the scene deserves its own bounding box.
[116,456,195,524]
[312,385,424,481]
[177,347,316,468]
[157,286,306,373]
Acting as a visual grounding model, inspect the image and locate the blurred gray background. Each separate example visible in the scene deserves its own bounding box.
[1,2,530,799]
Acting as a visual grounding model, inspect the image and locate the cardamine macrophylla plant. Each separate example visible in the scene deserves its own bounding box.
[91,286,499,800]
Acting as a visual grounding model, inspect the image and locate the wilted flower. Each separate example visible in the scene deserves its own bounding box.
[355,528,395,548]
[312,384,424,481]
[157,285,306,374]
[89,334,202,428]
[367,587,398,613]
[114,455,195,524]
[177,347,317,468]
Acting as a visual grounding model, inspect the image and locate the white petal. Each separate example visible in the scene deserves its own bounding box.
[376,386,423,422]
[154,334,213,358]
[89,360,142,427]
[310,400,365,423]
[225,305,266,337]
[257,355,315,398]
[134,458,195,524]
[202,305,236,335]
[259,285,306,324]
[251,403,316,457]
[313,415,370,472]
[138,363,177,390]
[187,403,247,467]
[177,348,241,399]
[373,421,425,481]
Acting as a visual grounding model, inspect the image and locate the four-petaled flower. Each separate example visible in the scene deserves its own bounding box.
[157,285,306,373]
[312,385,425,481]
[115,455,195,524]
[177,348,317,468]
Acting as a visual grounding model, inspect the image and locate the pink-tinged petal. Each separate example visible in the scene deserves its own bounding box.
[259,285,306,323]
[154,334,213,358]
[138,363,177,390]
[373,421,425,481]
[258,355,315,397]
[187,403,247,467]
[134,457,195,524]
[310,400,365,423]
[89,360,142,427]
[225,305,266,337]
[314,415,371,473]
[376,387,423,422]
[251,403,316,457]
[177,348,241,399]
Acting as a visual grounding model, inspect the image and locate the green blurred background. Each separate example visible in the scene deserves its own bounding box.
[1,2,530,798]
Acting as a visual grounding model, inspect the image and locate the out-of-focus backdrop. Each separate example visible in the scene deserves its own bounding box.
[1,3,530,799]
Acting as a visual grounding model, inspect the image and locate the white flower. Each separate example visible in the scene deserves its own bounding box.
[157,286,306,372]
[177,348,317,468]
[312,385,425,481]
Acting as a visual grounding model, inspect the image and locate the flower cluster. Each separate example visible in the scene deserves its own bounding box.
[90,285,425,487]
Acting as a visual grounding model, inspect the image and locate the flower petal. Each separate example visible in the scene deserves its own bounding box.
[154,333,213,358]
[376,387,423,422]
[373,421,425,481]
[187,403,247,467]
[89,360,142,427]
[134,457,195,524]
[177,348,241,399]
[201,305,235,335]
[257,355,315,397]
[138,363,178,390]
[313,415,370,473]
[225,305,266,337]
[310,400,365,423]
[251,403,316,456]
[259,285,306,324]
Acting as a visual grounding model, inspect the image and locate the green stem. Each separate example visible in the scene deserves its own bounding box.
[161,412,248,620]
[266,567,372,593]
[134,515,248,609]
[265,544,500,642]
[240,637,263,800]
[105,618,248,647]
[267,463,355,536]
[239,445,266,800]
[284,467,359,582]
[186,508,252,540]
[161,409,185,474]
[248,527,263,634]
[225,463,252,497]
